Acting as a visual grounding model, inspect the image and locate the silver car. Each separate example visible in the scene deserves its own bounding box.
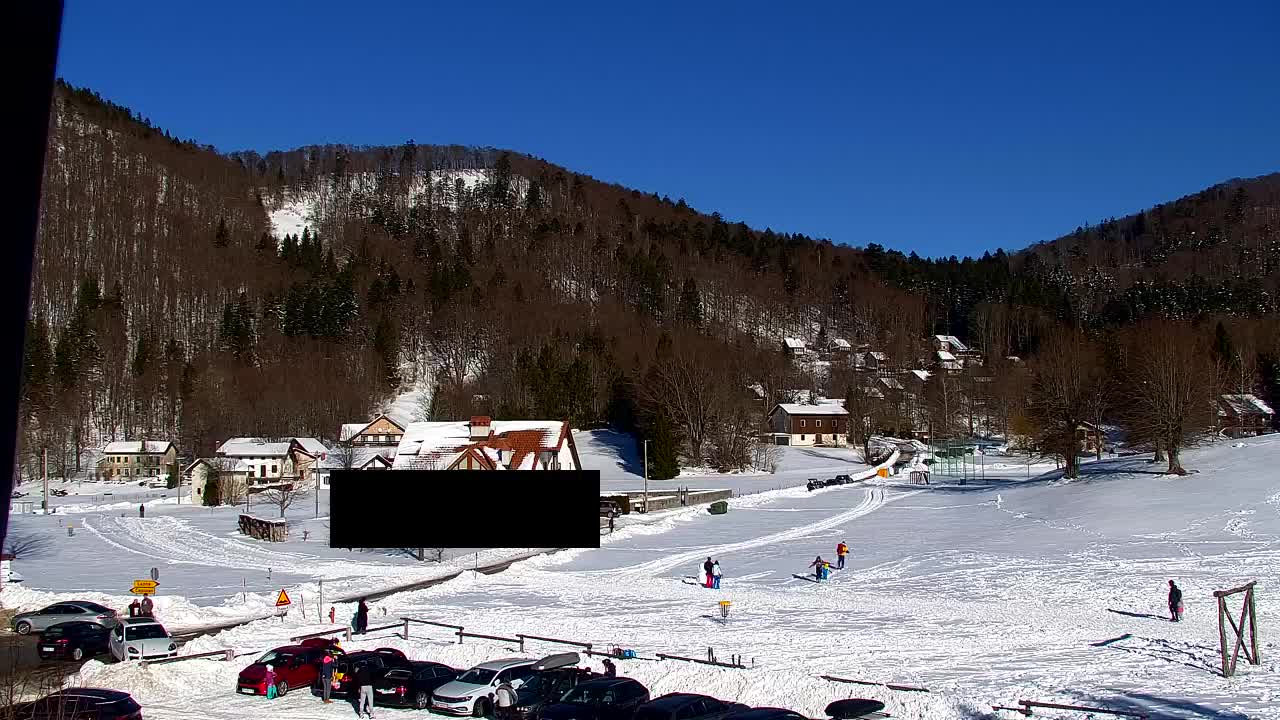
[108,618,178,661]
[11,601,119,635]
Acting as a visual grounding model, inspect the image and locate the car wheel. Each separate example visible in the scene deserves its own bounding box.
[415,691,429,709]
[72,647,84,661]
[276,681,289,697]
[474,697,492,717]
[14,621,31,635]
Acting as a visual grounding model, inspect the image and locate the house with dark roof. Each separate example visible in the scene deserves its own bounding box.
[393,417,581,470]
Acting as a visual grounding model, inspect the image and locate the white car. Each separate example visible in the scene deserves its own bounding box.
[431,657,537,716]
[109,617,178,662]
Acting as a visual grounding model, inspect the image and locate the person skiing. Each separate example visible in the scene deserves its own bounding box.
[601,658,616,677]
[263,664,277,699]
[703,557,715,588]
[712,560,723,589]
[809,556,826,581]
[320,653,335,703]
[356,661,375,718]
[139,595,154,618]
[836,542,849,570]
[356,598,369,634]
[1168,580,1184,622]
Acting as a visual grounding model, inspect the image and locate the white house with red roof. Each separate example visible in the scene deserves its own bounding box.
[393,416,581,471]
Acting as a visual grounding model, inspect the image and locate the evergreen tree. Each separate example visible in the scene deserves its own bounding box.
[131,335,149,378]
[214,217,230,248]
[1212,321,1239,371]
[22,317,54,409]
[372,313,401,388]
[645,411,680,480]
[677,277,703,328]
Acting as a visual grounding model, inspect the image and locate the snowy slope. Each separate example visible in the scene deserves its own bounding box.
[11,435,1280,718]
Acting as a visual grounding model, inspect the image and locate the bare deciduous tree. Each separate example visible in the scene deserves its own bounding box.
[1119,320,1223,475]
[1027,329,1105,479]
[259,482,313,518]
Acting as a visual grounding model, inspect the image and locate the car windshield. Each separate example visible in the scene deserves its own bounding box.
[80,603,113,614]
[124,624,168,640]
[456,668,498,685]
[255,650,295,665]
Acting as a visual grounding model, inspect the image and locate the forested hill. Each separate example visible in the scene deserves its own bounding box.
[18,80,1280,480]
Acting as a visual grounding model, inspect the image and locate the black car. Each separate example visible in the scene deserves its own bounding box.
[825,699,887,720]
[312,648,411,699]
[497,665,595,720]
[540,677,650,720]
[10,688,142,720]
[373,661,458,709]
[833,475,853,485]
[722,709,810,720]
[37,622,111,661]
[634,693,749,720]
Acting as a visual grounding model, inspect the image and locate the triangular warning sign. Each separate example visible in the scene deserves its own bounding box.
[276,589,291,606]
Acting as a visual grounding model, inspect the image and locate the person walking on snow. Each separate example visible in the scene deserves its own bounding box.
[836,542,849,570]
[1168,580,1184,622]
[703,557,715,588]
[138,504,145,518]
[320,653,335,703]
[356,598,369,634]
[809,556,826,581]
[356,661,376,718]
[712,560,722,589]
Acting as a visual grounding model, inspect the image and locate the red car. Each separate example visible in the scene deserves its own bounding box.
[236,639,342,697]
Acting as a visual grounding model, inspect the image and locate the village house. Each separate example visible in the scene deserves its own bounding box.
[1217,394,1276,437]
[830,338,852,356]
[392,417,581,470]
[853,351,889,374]
[185,458,251,503]
[98,441,177,481]
[313,448,393,487]
[766,402,848,446]
[185,436,328,503]
[783,337,808,356]
[1076,421,1106,454]
[338,414,407,447]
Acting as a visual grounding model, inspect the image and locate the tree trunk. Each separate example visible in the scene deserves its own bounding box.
[1064,452,1080,479]
[1166,445,1187,476]
[1153,439,1165,462]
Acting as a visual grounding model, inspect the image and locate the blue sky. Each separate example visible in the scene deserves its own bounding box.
[56,0,1280,257]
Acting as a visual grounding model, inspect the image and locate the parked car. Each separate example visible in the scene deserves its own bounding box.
[496,653,593,720]
[805,479,821,491]
[37,622,112,662]
[12,601,119,635]
[833,474,853,485]
[722,708,810,720]
[9,688,142,720]
[373,660,458,709]
[236,640,343,697]
[432,657,538,716]
[824,699,888,719]
[313,648,411,699]
[635,693,749,720]
[540,676,651,720]
[107,618,177,662]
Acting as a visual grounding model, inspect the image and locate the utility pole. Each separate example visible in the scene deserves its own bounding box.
[315,454,321,518]
[42,448,49,513]
[643,439,649,514]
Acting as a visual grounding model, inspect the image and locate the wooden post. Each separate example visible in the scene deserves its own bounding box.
[1248,586,1260,665]
[403,618,409,640]
[1218,594,1230,676]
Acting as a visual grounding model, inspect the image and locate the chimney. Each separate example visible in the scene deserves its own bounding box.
[469,416,492,441]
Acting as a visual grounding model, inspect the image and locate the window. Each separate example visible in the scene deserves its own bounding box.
[800,419,806,428]
[259,466,267,478]
[270,464,278,475]
[816,419,823,427]
[801,435,806,441]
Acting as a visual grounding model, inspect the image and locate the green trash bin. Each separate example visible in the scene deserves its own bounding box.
[708,501,729,515]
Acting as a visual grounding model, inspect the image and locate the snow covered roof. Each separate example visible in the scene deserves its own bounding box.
[831,338,852,350]
[339,415,409,441]
[217,438,292,457]
[185,457,252,474]
[936,350,957,361]
[394,420,572,470]
[103,441,173,455]
[770,402,848,417]
[910,370,931,382]
[870,351,888,361]
[878,377,905,390]
[1219,394,1276,417]
[935,335,969,352]
[293,438,329,456]
[784,337,806,350]
[318,448,394,470]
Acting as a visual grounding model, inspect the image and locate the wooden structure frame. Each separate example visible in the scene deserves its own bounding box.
[1215,580,1260,677]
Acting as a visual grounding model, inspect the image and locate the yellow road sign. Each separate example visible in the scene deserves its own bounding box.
[131,579,158,595]
[275,589,291,607]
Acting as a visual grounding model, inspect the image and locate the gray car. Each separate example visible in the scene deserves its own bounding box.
[11,601,119,635]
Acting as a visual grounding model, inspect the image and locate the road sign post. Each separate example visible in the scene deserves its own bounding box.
[131,580,158,596]
[275,588,291,621]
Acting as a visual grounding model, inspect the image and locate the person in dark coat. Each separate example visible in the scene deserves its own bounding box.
[138,504,145,518]
[1168,580,1183,622]
[601,658,616,677]
[139,595,154,617]
[703,558,714,588]
[355,662,375,717]
[356,598,369,634]
[809,556,826,581]
[320,653,335,703]
[128,599,141,618]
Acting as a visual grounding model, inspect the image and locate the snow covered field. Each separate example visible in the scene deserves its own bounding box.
[7,433,1279,719]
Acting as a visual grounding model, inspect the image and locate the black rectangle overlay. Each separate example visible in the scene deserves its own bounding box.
[328,470,601,549]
